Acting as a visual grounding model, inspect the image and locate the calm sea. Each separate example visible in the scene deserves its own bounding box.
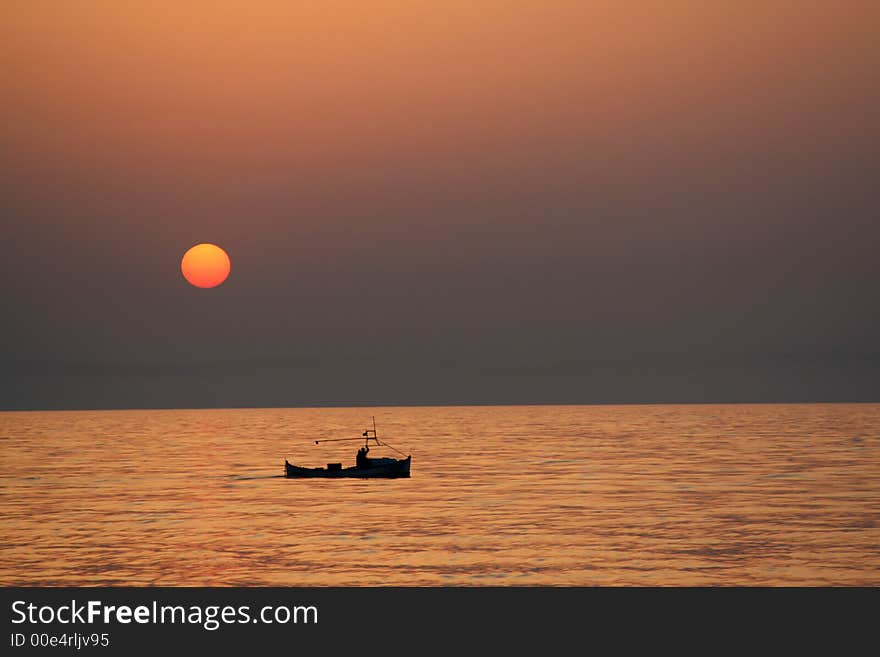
[1,404,878,586]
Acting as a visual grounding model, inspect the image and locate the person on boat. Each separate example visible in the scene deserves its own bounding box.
[356,445,370,468]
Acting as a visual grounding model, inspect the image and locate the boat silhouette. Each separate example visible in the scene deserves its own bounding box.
[284,418,412,479]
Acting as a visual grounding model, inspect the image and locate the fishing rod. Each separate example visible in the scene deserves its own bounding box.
[314,436,381,445]
[314,417,408,456]
[315,416,375,448]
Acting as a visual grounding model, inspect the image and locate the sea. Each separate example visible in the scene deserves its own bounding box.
[1,404,878,586]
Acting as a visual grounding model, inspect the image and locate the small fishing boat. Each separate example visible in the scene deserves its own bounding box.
[284,455,411,479]
[284,418,412,479]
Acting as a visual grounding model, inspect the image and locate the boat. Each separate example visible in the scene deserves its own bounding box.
[284,418,412,479]
[284,455,411,479]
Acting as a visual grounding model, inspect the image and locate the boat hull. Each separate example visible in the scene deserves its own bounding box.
[285,456,411,479]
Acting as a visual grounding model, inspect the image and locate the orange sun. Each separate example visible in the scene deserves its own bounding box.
[181,243,231,288]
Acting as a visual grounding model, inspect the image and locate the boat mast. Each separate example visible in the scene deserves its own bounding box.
[313,417,408,456]
[362,416,377,448]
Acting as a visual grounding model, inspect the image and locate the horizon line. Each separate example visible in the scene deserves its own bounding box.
[2,399,878,413]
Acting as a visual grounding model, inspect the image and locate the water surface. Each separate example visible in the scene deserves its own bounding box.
[1,404,878,585]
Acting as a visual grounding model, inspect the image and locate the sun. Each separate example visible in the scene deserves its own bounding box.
[181,243,231,288]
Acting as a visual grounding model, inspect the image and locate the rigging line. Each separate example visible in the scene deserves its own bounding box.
[377,440,408,457]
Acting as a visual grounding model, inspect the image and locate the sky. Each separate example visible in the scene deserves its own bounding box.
[2,1,878,409]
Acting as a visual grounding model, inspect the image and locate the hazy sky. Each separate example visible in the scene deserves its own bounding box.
[2,1,878,409]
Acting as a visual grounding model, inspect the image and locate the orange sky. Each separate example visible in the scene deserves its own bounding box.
[5,1,876,195]
[2,1,879,408]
